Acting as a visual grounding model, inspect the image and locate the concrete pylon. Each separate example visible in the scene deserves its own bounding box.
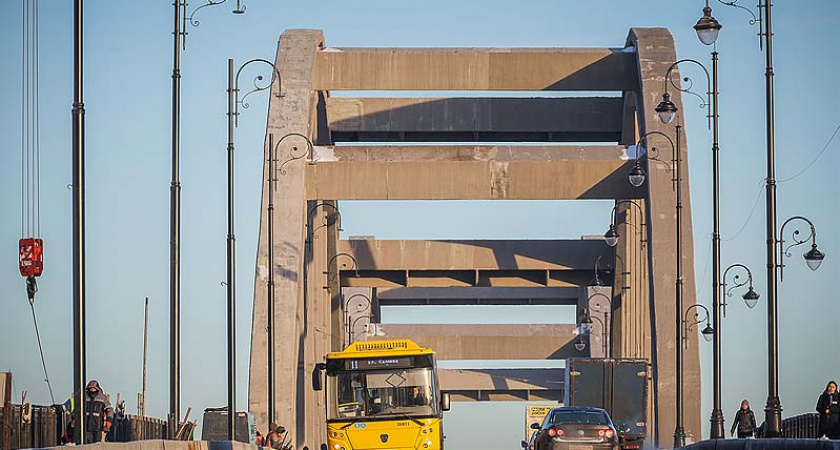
[247,30,324,447]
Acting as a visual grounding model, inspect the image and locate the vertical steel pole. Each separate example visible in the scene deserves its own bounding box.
[709,50,725,440]
[226,58,237,441]
[267,134,276,427]
[762,0,782,437]
[673,124,685,448]
[71,0,86,443]
[170,0,182,430]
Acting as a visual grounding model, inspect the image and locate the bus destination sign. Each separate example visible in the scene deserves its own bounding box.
[346,357,414,370]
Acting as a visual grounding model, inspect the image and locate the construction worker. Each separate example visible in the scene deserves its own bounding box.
[56,380,115,444]
[265,422,287,449]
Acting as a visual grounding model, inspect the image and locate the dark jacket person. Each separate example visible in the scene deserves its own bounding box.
[730,399,757,438]
[83,380,114,443]
[59,380,114,444]
[817,381,840,439]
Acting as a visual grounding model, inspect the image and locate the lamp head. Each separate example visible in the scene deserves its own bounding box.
[694,5,723,46]
[655,92,678,124]
[604,224,619,247]
[628,162,646,187]
[742,287,760,309]
[701,323,715,342]
[579,311,593,333]
[804,244,825,271]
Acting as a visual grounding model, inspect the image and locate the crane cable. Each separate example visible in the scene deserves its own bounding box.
[21,0,54,404]
[28,288,55,404]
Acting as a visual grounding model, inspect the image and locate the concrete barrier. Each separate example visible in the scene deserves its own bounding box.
[684,439,840,450]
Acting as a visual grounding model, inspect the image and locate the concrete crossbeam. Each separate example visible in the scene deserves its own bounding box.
[306,148,642,200]
[439,368,564,402]
[342,269,601,288]
[376,287,579,306]
[313,47,638,91]
[338,239,614,271]
[327,97,623,142]
[314,144,632,162]
[368,324,579,360]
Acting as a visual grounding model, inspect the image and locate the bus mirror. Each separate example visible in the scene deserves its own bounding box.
[312,363,326,391]
[440,392,451,411]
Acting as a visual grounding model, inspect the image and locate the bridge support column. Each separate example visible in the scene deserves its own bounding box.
[247,29,325,442]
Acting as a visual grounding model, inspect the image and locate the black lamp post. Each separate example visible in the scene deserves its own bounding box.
[657,55,732,439]
[71,0,86,441]
[169,0,244,428]
[226,57,282,439]
[264,132,312,429]
[627,129,687,446]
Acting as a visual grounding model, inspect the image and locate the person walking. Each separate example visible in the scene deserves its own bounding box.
[730,399,757,438]
[817,381,840,439]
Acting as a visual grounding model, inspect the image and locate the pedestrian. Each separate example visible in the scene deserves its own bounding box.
[255,430,265,447]
[730,399,757,438]
[817,381,840,439]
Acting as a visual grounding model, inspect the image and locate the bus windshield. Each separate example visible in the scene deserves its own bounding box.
[327,367,439,421]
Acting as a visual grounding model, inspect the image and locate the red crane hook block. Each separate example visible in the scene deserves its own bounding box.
[19,238,44,277]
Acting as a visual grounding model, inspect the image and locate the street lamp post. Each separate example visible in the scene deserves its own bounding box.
[170,0,244,428]
[226,57,282,439]
[655,55,731,439]
[71,0,86,442]
[625,129,685,446]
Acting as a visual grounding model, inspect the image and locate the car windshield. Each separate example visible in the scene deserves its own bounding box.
[548,411,609,426]
[327,367,438,421]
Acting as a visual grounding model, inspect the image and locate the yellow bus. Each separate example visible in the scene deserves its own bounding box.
[313,339,450,450]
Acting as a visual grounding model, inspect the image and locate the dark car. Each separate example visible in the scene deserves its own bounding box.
[530,407,618,450]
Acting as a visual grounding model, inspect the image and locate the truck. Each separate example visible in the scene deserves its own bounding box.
[312,339,450,450]
[564,358,649,450]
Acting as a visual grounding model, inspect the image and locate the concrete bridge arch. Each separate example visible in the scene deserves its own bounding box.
[247,28,701,448]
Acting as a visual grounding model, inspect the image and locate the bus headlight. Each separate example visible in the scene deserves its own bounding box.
[422,439,433,448]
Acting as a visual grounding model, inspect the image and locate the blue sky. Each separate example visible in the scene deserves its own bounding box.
[0,0,838,448]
